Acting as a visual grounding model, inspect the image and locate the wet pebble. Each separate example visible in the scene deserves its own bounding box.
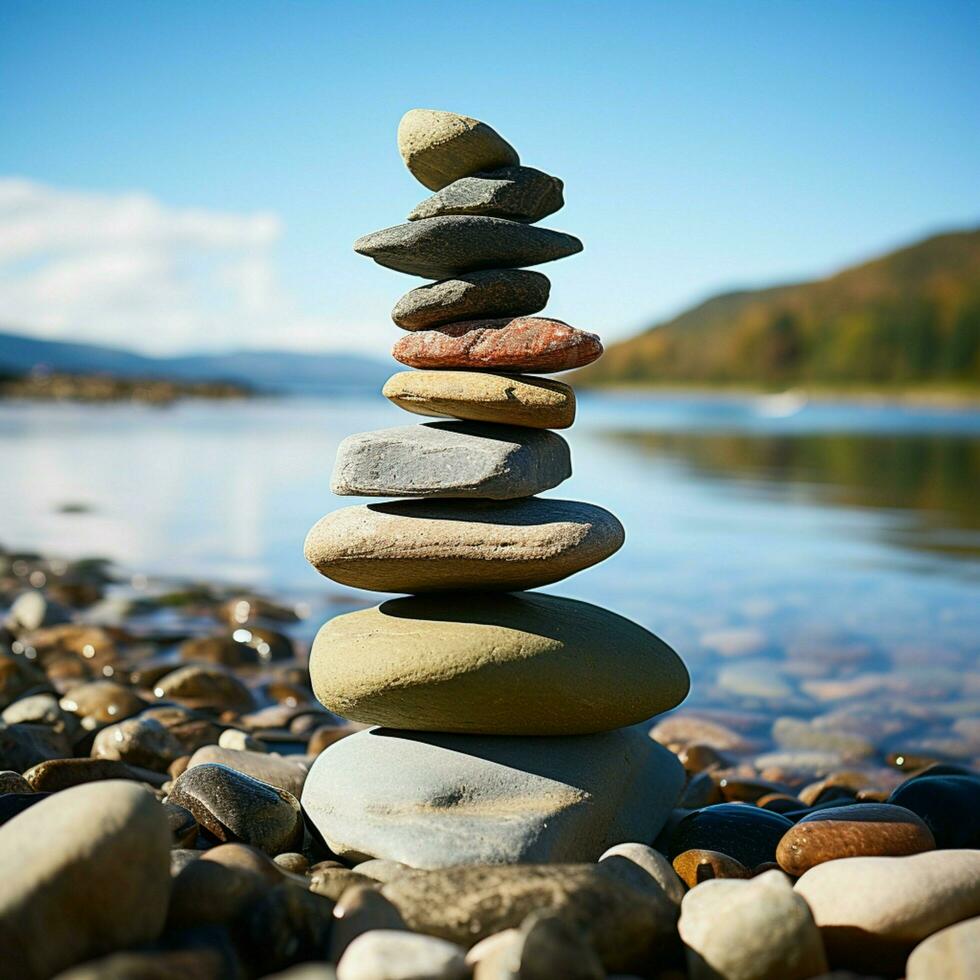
[672,848,753,887]
[668,803,794,868]
[91,715,184,772]
[167,762,303,855]
[776,802,936,875]
[153,663,255,713]
[24,756,167,791]
[887,773,980,848]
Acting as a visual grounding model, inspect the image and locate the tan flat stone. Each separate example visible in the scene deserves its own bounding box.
[304,497,622,593]
[398,109,519,191]
[308,592,690,735]
[383,371,574,429]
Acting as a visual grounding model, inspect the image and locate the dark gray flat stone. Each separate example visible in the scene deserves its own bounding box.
[330,421,571,499]
[354,216,582,279]
[392,269,550,330]
[407,166,564,223]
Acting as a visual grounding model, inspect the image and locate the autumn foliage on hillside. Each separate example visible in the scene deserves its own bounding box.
[579,228,980,388]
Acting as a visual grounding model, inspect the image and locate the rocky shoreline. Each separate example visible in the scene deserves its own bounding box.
[0,371,253,403]
[0,545,977,979]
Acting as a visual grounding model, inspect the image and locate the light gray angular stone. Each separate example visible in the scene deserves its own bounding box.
[392,269,550,331]
[354,216,582,280]
[301,726,685,868]
[330,422,571,499]
[408,166,564,223]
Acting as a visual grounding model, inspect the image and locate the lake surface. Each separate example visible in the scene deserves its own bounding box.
[2,391,978,765]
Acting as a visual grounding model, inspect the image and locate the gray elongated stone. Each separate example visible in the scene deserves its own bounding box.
[330,422,571,499]
[301,726,685,868]
[354,216,582,280]
[303,498,623,593]
[392,269,550,331]
[408,166,564,223]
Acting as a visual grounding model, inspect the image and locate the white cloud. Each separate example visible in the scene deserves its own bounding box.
[0,177,367,354]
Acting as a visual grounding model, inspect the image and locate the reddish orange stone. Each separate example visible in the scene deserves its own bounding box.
[391,316,603,373]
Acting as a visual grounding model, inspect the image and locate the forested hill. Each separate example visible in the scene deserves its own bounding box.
[577,227,980,389]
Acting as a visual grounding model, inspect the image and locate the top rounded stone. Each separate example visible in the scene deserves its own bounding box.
[398,109,520,190]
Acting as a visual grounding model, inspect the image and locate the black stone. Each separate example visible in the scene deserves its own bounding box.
[408,166,564,224]
[0,791,50,827]
[887,774,980,848]
[354,216,583,280]
[392,269,550,331]
[667,803,794,868]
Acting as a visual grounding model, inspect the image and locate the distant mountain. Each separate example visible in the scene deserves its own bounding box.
[0,331,393,394]
[578,228,980,389]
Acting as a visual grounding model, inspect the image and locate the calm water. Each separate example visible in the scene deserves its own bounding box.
[2,391,978,764]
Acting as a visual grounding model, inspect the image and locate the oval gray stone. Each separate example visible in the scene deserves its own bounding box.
[301,726,685,868]
[330,421,571,499]
[407,166,564,223]
[354,216,582,280]
[392,269,550,331]
[304,498,623,593]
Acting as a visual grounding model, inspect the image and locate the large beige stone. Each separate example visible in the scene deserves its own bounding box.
[398,109,519,190]
[383,370,575,429]
[303,497,623,594]
[906,916,980,979]
[794,850,980,971]
[679,870,828,980]
[0,780,171,979]
[309,592,689,735]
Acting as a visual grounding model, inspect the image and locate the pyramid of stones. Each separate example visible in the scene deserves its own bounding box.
[300,109,690,869]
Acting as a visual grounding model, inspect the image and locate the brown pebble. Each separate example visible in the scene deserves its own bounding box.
[672,848,752,888]
[329,883,407,961]
[756,792,804,813]
[309,867,378,901]
[776,803,936,876]
[715,774,795,803]
[678,743,729,773]
[273,852,309,874]
[679,771,722,809]
[307,723,364,755]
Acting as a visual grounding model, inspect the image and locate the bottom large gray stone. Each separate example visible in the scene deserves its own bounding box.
[301,726,684,868]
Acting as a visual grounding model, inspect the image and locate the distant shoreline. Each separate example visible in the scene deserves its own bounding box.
[0,371,255,404]
[577,382,980,410]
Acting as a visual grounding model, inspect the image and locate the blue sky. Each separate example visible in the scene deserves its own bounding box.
[1,0,978,355]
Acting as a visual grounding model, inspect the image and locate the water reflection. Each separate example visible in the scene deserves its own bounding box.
[606,429,980,564]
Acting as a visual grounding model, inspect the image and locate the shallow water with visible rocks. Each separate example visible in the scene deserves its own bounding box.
[2,391,977,769]
[0,391,978,978]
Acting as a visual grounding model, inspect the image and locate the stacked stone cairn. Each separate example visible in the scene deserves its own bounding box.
[301,109,691,868]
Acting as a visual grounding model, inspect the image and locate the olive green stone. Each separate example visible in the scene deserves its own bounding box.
[309,592,689,735]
